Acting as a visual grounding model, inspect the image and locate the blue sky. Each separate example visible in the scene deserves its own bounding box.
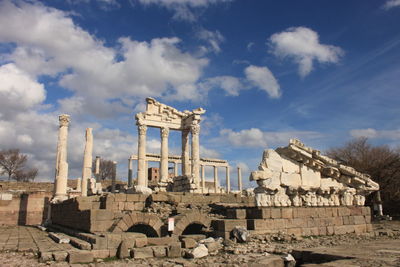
[0,0,399,188]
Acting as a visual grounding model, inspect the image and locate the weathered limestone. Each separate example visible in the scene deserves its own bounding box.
[137,124,147,187]
[237,167,243,193]
[159,127,169,191]
[213,166,219,193]
[182,130,191,176]
[76,178,81,192]
[128,157,133,188]
[95,156,100,182]
[111,161,117,193]
[201,165,205,193]
[81,128,93,197]
[174,162,179,177]
[135,97,205,192]
[250,139,380,207]
[226,166,230,193]
[53,114,70,202]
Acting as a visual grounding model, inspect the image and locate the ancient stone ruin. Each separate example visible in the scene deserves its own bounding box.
[1,98,381,264]
[250,139,379,208]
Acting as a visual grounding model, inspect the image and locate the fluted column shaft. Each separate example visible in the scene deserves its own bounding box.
[237,167,243,193]
[128,157,133,188]
[81,128,93,196]
[226,166,230,193]
[213,166,218,193]
[54,114,70,200]
[137,125,147,187]
[160,127,169,183]
[181,130,191,176]
[174,162,179,177]
[95,156,100,182]
[191,124,200,187]
[201,165,205,193]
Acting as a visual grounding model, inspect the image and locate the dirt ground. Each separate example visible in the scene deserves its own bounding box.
[0,220,399,267]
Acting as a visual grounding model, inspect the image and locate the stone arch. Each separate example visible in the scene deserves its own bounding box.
[113,212,164,237]
[173,211,211,236]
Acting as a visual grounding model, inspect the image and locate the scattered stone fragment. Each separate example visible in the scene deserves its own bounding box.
[117,240,129,259]
[68,251,94,264]
[188,244,208,258]
[283,253,296,267]
[232,226,249,243]
[181,237,197,249]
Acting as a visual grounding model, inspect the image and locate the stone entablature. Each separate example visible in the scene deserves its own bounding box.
[135,98,206,193]
[250,139,379,207]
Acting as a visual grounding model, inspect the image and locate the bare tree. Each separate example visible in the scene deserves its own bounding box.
[13,168,39,182]
[92,159,114,180]
[326,137,400,213]
[0,149,28,180]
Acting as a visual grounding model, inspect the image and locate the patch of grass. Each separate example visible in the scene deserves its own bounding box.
[102,256,118,262]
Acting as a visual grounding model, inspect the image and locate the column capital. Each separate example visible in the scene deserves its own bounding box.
[161,127,169,138]
[191,124,200,135]
[59,114,70,127]
[138,124,147,135]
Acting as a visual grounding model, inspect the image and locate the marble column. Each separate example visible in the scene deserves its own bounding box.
[226,166,230,193]
[128,157,133,188]
[213,166,218,193]
[174,162,179,177]
[54,114,70,201]
[237,167,243,193]
[111,161,117,193]
[181,129,191,176]
[191,124,200,187]
[201,165,205,193]
[76,178,81,192]
[137,124,147,187]
[81,128,93,197]
[95,156,100,182]
[160,127,169,184]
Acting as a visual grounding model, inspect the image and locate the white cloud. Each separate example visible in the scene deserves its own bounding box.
[269,27,343,77]
[202,76,244,96]
[382,0,400,10]
[200,145,220,158]
[0,63,46,117]
[244,65,281,98]
[220,128,322,148]
[196,28,224,54]
[0,1,209,119]
[136,0,233,21]
[350,128,400,140]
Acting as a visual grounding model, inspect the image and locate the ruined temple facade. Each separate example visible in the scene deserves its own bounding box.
[250,139,379,207]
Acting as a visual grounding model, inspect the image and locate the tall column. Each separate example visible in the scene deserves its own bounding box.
[191,124,200,187]
[54,114,70,201]
[76,178,81,192]
[181,129,191,176]
[201,165,205,193]
[226,166,230,193]
[128,157,133,188]
[237,167,243,193]
[95,156,100,182]
[111,161,117,193]
[160,127,169,184]
[174,162,179,177]
[213,166,218,193]
[137,124,147,187]
[81,128,93,197]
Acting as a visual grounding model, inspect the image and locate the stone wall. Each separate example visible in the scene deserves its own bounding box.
[50,192,255,234]
[213,206,372,238]
[0,191,52,225]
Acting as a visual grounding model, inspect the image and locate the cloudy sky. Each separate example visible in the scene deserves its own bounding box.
[0,0,399,188]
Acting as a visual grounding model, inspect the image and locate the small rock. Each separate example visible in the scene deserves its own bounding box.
[117,240,130,259]
[231,226,249,243]
[188,244,208,258]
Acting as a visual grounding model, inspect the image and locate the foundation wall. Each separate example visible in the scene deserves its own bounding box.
[214,206,372,238]
[0,192,52,226]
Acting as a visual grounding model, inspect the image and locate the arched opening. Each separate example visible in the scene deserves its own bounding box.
[127,223,159,237]
[182,223,206,235]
